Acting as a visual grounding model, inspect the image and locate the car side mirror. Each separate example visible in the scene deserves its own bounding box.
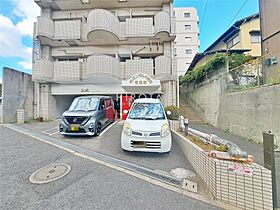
[166,111,171,115]
[123,110,129,114]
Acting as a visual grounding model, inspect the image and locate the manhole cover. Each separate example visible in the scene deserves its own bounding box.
[170,168,196,179]
[29,164,71,184]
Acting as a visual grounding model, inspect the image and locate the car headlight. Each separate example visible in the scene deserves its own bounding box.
[123,122,132,136]
[161,124,170,137]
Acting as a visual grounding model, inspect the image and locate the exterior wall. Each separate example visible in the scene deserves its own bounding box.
[239,18,261,57]
[1,68,34,123]
[174,7,199,76]
[259,0,280,82]
[206,17,261,57]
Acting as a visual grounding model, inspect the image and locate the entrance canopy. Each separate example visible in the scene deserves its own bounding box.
[121,73,161,93]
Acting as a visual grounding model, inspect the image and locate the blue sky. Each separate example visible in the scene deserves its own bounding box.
[0,0,259,81]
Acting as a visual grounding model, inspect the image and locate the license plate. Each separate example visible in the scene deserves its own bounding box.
[133,141,145,146]
[70,124,79,132]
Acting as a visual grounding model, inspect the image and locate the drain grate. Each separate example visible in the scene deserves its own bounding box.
[29,164,71,184]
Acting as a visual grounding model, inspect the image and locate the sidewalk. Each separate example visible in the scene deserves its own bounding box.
[189,122,264,165]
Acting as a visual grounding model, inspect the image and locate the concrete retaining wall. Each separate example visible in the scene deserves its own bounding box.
[1,67,34,123]
[181,81,280,145]
[172,131,273,210]
[218,85,280,145]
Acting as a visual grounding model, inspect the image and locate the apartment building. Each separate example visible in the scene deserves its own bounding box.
[173,7,199,76]
[32,0,177,120]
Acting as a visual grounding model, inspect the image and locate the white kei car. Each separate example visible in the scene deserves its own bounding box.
[121,98,172,153]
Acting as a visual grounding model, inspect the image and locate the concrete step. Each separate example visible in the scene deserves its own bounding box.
[179,96,204,124]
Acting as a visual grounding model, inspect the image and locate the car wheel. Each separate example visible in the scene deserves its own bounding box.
[95,123,102,136]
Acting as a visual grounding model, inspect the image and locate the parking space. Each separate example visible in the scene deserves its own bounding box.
[19,120,194,173]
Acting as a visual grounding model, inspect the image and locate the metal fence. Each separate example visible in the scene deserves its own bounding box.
[222,51,280,93]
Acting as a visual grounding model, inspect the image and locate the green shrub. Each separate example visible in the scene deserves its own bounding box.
[180,53,254,85]
[164,106,182,120]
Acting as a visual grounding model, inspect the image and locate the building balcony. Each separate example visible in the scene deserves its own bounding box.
[155,56,176,81]
[87,9,120,44]
[53,61,81,82]
[85,55,120,82]
[35,16,54,41]
[32,55,175,83]
[32,59,53,82]
[154,11,171,37]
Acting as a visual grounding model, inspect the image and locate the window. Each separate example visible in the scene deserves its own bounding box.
[184,13,190,18]
[174,48,177,56]
[185,25,191,30]
[173,11,176,17]
[185,49,192,54]
[185,37,191,43]
[32,40,41,61]
[226,35,240,49]
[250,31,261,43]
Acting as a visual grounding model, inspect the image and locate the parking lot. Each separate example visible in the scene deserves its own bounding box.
[20,120,192,172]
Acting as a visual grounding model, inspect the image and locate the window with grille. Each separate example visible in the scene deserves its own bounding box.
[250,31,261,43]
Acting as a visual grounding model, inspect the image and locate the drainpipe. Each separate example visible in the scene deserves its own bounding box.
[37,83,40,118]
[177,76,180,108]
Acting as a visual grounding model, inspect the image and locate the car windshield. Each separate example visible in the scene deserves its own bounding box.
[69,97,98,112]
[128,102,165,120]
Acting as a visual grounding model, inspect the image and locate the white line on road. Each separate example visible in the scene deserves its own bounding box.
[99,121,118,136]
[49,131,60,136]
[43,126,58,133]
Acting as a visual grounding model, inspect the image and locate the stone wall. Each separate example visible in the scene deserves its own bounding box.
[1,67,34,123]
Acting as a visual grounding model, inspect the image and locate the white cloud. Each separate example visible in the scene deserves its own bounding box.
[0,0,40,70]
[11,0,40,37]
[0,15,32,69]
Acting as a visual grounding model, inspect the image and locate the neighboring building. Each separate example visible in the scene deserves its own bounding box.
[204,13,261,57]
[32,0,177,120]
[259,0,280,82]
[174,7,199,76]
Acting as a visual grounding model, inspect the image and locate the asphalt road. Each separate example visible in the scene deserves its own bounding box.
[0,125,221,210]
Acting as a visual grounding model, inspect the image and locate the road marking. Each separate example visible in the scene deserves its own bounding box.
[49,131,60,136]
[3,124,239,210]
[43,126,58,133]
[99,121,118,136]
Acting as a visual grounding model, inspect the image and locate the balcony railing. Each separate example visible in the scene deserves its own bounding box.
[85,55,120,80]
[32,55,175,83]
[154,11,171,35]
[53,61,81,82]
[87,9,120,41]
[32,59,53,81]
[35,16,54,39]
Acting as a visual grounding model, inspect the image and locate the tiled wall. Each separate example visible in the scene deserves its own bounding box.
[87,9,121,39]
[54,20,81,40]
[126,18,154,37]
[36,16,54,38]
[53,61,81,81]
[155,11,171,34]
[172,131,273,210]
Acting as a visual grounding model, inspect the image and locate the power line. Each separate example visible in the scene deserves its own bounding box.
[199,0,208,34]
[225,0,249,29]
